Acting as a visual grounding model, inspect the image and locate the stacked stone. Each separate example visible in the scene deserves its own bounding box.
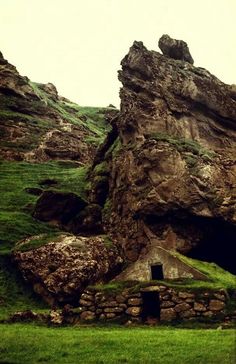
[159,286,227,322]
[78,289,143,322]
[78,290,97,321]
[77,286,228,323]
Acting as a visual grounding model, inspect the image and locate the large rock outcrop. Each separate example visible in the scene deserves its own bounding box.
[0,51,111,163]
[98,35,236,274]
[14,234,123,305]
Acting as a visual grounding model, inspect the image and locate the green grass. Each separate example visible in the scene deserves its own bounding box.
[0,325,234,364]
[0,257,48,320]
[150,133,216,161]
[0,160,89,252]
[175,253,236,290]
[0,160,90,319]
[14,232,64,253]
[29,82,112,146]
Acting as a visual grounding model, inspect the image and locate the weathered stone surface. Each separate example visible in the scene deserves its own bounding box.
[194,302,207,312]
[0,51,106,163]
[160,293,171,301]
[80,311,96,321]
[178,292,195,299]
[185,298,195,303]
[158,34,194,64]
[128,298,143,306]
[116,295,127,303]
[127,293,142,298]
[95,292,106,302]
[98,301,118,308]
[9,310,46,323]
[99,36,236,277]
[160,301,175,308]
[179,309,196,318]
[203,311,214,317]
[104,307,124,313]
[50,310,63,325]
[126,307,142,317]
[80,293,94,302]
[14,234,122,304]
[171,295,183,304]
[214,293,226,301]
[209,300,225,311]
[160,308,177,321]
[105,313,116,319]
[79,299,92,307]
[140,286,160,292]
[174,302,191,313]
[119,303,127,310]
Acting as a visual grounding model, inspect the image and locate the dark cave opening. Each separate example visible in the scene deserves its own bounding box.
[141,291,160,321]
[186,219,236,275]
[143,212,236,275]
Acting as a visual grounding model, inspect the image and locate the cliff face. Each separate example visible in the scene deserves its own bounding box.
[2,37,236,309]
[0,51,111,164]
[101,38,236,273]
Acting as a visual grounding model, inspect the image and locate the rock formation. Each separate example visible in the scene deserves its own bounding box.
[13,234,123,305]
[0,51,112,163]
[158,34,194,64]
[7,35,236,308]
[94,35,236,275]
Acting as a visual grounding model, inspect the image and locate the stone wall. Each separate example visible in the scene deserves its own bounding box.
[75,284,231,324]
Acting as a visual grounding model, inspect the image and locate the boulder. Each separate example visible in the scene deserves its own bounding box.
[13,234,123,304]
[158,34,194,63]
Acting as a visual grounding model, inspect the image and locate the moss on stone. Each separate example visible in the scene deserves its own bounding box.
[150,133,216,160]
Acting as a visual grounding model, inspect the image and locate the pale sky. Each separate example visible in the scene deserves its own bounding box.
[0,0,235,107]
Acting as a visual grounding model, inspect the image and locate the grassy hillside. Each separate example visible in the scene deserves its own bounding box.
[0,160,90,254]
[0,83,112,154]
[0,160,92,319]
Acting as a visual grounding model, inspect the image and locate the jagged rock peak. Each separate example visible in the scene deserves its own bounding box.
[158,34,194,64]
[0,50,9,65]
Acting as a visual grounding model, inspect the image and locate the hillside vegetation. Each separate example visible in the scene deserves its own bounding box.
[0,325,234,364]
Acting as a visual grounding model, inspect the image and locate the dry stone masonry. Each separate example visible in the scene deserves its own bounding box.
[72,285,231,324]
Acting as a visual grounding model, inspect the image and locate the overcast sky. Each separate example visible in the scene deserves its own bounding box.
[0,0,236,107]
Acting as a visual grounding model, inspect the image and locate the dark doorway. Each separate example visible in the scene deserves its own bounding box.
[151,264,164,280]
[141,291,160,322]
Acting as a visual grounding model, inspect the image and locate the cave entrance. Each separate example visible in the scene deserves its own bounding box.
[141,291,160,322]
[143,212,236,275]
[150,263,164,280]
